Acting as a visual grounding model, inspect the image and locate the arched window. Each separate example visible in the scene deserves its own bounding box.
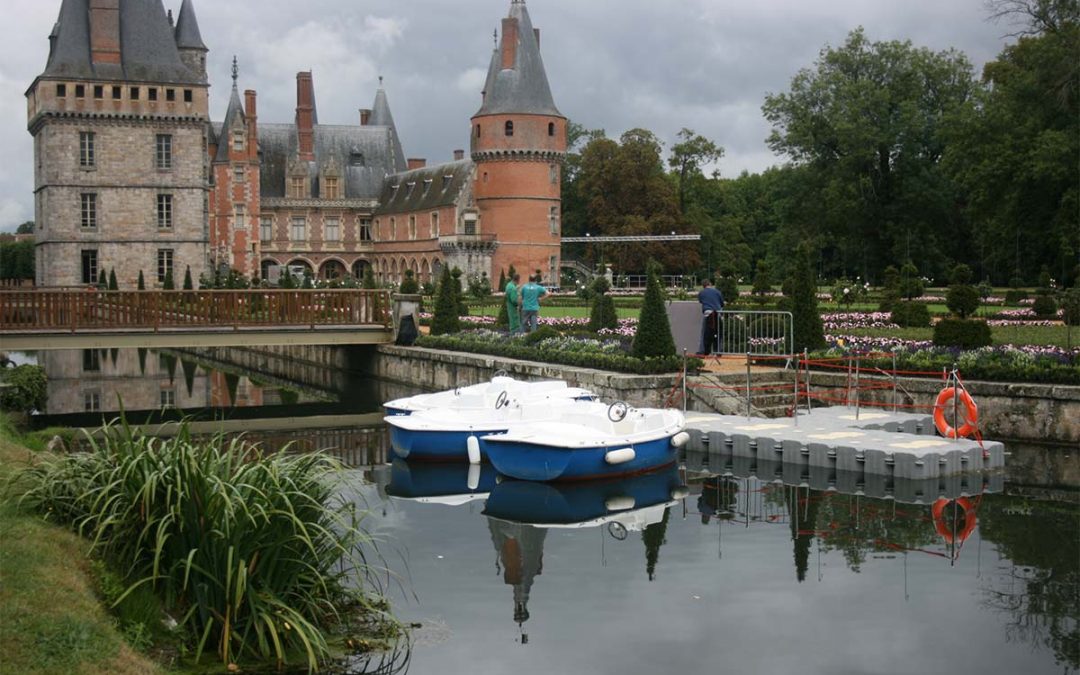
[504,120,514,137]
[548,122,555,137]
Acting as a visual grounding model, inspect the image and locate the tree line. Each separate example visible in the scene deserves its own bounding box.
[560,0,1078,287]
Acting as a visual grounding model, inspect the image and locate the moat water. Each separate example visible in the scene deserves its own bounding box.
[14,347,1079,674]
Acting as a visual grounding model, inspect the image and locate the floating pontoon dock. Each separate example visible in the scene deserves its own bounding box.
[683,407,1005,481]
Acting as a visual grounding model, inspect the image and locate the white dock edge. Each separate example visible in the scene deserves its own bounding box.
[683,407,1005,481]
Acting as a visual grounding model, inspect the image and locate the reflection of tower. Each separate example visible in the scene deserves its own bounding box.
[487,518,546,643]
[642,507,671,581]
[786,486,821,583]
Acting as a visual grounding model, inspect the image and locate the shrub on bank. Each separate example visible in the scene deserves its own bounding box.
[889,301,931,328]
[933,318,992,350]
[17,423,394,671]
[0,365,47,413]
[416,329,696,374]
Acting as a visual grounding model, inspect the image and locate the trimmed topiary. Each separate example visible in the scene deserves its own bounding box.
[933,318,992,350]
[588,276,618,332]
[137,270,146,290]
[163,269,175,290]
[399,269,419,294]
[946,264,979,319]
[183,266,194,291]
[523,325,560,346]
[451,267,467,316]
[1032,293,1057,319]
[715,275,738,307]
[899,261,924,301]
[1004,289,1028,304]
[632,263,676,359]
[788,246,825,354]
[890,301,931,328]
[431,266,461,336]
[1062,288,1080,327]
[362,266,377,289]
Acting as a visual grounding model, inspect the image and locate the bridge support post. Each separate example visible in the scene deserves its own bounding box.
[392,294,422,346]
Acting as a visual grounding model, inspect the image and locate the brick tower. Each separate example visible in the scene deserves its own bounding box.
[471,0,565,285]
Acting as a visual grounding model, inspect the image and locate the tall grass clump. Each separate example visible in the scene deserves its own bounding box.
[17,421,390,671]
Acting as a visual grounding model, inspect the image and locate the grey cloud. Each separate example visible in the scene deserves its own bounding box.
[0,0,1008,230]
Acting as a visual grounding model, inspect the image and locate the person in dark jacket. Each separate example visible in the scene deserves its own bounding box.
[698,280,724,355]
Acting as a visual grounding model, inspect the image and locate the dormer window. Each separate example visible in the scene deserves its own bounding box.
[504,121,514,137]
[422,179,433,194]
[405,181,416,197]
[290,176,305,199]
[443,175,453,189]
[349,152,365,167]
[324,177,339,200]
[232,129,245,152]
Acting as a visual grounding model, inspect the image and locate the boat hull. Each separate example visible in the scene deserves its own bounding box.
[387,459,498,499]
[389,425,506,462]
[482,433,678,482]
[483,465,682,524]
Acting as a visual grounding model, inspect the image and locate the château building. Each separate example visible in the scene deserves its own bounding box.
[27,0,565,289]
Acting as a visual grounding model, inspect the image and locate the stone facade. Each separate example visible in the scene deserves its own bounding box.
[30,0,564,290]
[28,0,210,288]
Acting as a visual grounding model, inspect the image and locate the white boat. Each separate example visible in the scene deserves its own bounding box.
[383,375,595,416]
[385,396,592,462]
[480,401,690,482]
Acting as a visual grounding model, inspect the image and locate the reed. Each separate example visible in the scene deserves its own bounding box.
[17,420,388,671]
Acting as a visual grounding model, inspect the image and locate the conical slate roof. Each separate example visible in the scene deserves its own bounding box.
[174,0,207,51]
[475,0,561,118]
[369,85,407,172]
[40,0,201,85]
[214,83,245,163]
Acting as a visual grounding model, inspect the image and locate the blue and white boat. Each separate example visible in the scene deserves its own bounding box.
[385,397,591,463]
[383,375,595,416]
[483,464,689,528]
[386,459,498,506]
[480,401,690,482]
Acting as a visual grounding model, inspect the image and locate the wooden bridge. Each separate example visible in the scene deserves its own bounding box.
[0,289,394,350]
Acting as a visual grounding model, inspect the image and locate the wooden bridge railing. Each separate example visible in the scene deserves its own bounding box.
[0,289,393,332]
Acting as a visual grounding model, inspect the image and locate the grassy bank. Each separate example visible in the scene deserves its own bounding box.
[0,419,163,675]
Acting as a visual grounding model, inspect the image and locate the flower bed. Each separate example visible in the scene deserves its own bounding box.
[821,312,900,331]
[415,328,693,374]
[991,308,1064,321]
[814,334,1080,384]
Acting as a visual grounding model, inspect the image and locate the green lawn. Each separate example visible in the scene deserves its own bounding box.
[0,419,164,675]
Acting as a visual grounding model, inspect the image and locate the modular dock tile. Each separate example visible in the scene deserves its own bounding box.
[683,406,1004,478]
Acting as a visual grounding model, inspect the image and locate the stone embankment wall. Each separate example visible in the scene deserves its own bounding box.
[372,346,682,408]
[805,372,1079,444]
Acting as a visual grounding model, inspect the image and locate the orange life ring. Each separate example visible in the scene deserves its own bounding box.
[932,497,977,545]
[933,387,978,439]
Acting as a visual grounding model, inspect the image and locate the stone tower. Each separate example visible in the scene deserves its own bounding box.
[26,0,210,288]
[470,0,566,285]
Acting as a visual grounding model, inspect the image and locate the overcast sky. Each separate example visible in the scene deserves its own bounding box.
[0,0,1014,231]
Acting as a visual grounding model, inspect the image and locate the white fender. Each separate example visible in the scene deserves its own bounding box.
[466,436,481,465]
[671,487,690,500]
[605,447,636,465]
[605,495,636,511]
[467,463,481,491]
[671,432,690,448]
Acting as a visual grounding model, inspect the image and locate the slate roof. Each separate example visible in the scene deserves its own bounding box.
[257,123,406,200]
[375,160,473,216]
[475,1,561,117]
[41,0,202,85]
[369,87,406,170]
[174,0,207,52]
[213,85,245,163]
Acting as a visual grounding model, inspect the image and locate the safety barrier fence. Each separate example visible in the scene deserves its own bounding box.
[0,289,393,332]
[673,350,981,444]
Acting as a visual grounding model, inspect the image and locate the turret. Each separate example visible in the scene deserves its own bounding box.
[470,0,566,285]
[174,0,208,82]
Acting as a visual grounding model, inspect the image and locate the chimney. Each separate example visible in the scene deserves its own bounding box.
[501,17,518,70]
[88,0,121,65]
[534,28,540,49]
[453,149,465,161]
[407,158,427,170]
[295,72,315,161]
[359,108,372,125]
[245,89,258,154]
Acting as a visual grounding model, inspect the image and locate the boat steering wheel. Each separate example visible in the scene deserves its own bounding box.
[495,390,510,410]
[493,369,509,379]
[607,401,629,422]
